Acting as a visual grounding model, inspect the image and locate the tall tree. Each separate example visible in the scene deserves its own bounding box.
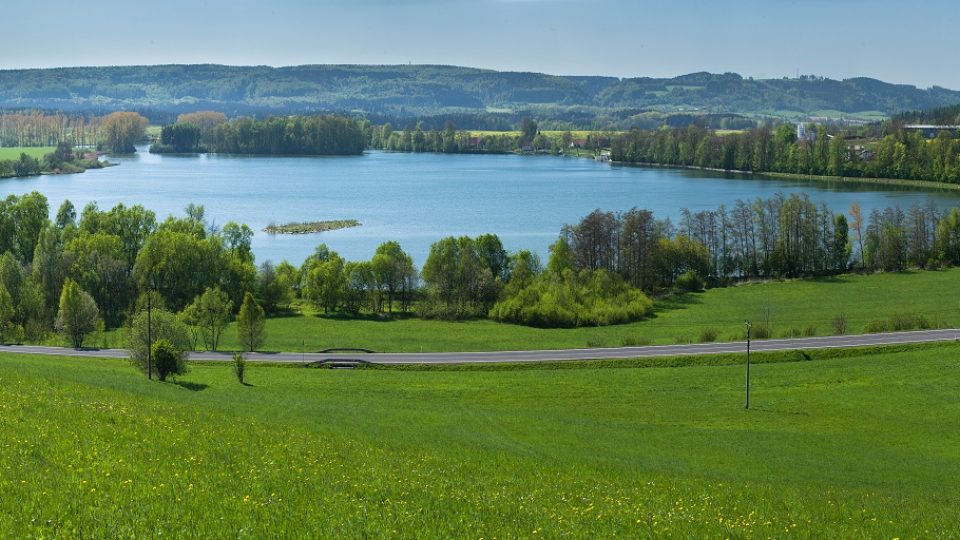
[55,278,99,348]
[236,292,266,352]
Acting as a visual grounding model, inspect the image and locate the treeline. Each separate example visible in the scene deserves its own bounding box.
[151,114,366,155]
[0,110,151,153]
[611,123,960,183]
[561,195,960,290]
[368,119,611,155]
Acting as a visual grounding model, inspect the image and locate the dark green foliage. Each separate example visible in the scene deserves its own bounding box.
[153,122,203,153]
[209,115,365,155]
[612,121,960,184]
[151,338,186,382]
[675,270,705,292]
[232,352,246,384]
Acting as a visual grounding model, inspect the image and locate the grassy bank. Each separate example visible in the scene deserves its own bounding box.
[1,345,958,537]
[169,269,960,353]
[0,146,55,160]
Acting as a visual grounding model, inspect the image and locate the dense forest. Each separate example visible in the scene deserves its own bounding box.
[1,64,959,126]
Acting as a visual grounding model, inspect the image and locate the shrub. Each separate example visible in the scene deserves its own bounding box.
[675,270,705,292]
[619,336,651,347]
[151,339,186,382]
[803,325,817,337]
[831,313,848,335]
[585,338,606,348]
[751,325,772,339]
[864,313,930,333]
[232,352,247,384]
[698,327,718,342]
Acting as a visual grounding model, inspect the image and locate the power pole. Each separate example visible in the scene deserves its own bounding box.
[744,321,752,409]
[147,291,153,380]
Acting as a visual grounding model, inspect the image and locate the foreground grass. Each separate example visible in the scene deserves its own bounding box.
[0,146,54,161]
[189,269,960,353]
[1,345,958,537]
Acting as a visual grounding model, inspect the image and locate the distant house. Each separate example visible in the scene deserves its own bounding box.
[796,123,816,142]
[904,124,960,138]
[569,138,588,149]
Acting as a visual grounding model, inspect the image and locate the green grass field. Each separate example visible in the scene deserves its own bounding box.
[1,345,957,537]
[93,269,960,353]
[0,147,54,160]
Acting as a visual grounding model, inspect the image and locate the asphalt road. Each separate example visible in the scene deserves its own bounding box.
[2,328,957,365]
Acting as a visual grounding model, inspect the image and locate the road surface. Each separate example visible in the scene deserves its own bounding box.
[1,328,957,365]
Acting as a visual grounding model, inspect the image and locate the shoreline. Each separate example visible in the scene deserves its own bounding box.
[611,160,960,192]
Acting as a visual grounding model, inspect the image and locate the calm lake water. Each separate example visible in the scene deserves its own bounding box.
[3,148,959,266]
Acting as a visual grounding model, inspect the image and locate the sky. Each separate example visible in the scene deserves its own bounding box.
[3,0,957,89]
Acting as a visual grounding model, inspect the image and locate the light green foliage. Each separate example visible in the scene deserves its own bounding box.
[491,260,653,328]
[301,245,346,314]
[54,278,99,348]
[236,293,266,352]
[64,232,129,326]
[232,352,246,384]
[127,307,192,378]
[419,236,498,319]
[182,287,233,351]
[370,241,416,313]
[0,346,958,536]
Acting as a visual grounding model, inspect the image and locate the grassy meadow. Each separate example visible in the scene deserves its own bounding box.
[0,147,55,161]
[96,269,960,354]
[1,345,958,537]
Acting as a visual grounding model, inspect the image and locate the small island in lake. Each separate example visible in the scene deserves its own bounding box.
[263,219,361,235]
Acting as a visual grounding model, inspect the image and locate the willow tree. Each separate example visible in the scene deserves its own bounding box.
[101,112,147,153]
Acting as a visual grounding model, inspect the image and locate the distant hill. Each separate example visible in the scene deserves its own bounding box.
[1,64,959,126]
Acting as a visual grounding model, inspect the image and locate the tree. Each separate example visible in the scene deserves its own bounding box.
[236,292,266,352]
[128,306,192,379]
[255,261,291,314]
[303,249,346,314]
[54,278,99,348]
[183,286,233,351]
[0,284,13,343]
[151,338,187,382]
[101,112,147,153]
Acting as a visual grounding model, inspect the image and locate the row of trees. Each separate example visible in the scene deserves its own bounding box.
[611,123,960,184]
[0,110,148,153]
[151,114,366,155]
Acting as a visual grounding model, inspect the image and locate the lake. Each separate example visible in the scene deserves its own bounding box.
[3,148,959,267]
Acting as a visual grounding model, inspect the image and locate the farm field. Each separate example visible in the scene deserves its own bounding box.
[1,345,957,537]
[96,269,960,354]
[0,147,54,160]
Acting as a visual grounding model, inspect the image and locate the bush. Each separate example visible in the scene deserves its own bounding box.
[151,339,186,382]
[232,352,247,384]
[619,336,651,347]
[751,325,772,339]
[865,313,930,333]
[585,338,606,348]
[831,313,848,335]
[803,325,817,337]
[698,327,718,342]
[675,270,705,292]
[128,308,192,379]
[490,269,653,328]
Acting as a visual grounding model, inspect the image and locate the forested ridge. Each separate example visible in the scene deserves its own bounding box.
[2,64,959,125]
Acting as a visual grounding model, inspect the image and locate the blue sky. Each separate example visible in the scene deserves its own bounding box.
[4,0,957,88]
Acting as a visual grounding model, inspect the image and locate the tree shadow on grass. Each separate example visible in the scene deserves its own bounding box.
[651,292,704,315]
[173,380,209,392]
[310,312,416,323]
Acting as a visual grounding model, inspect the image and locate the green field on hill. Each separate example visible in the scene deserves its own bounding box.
[1,345,958,537]
[141,269,960,354]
